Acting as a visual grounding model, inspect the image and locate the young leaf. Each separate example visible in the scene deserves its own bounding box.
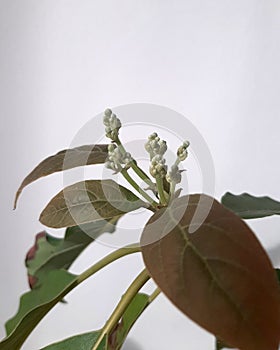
[14,144,110,208]
[141,194,280,350]
[0,270,77,350]
[26,219,118,289]
[40,331,106,350]
[221,192,280,219]
[40,179,147,228]
[40,293,150,350]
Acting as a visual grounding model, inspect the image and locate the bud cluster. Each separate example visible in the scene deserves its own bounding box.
[145,133,167,159]
[145,133,168,179]
[105,144,132,173]
[103,108,122,142]
[149,154,167,178]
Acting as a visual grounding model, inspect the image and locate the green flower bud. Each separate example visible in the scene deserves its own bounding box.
[104,108,112,117]
[177,140,190,161]
[149,155,167,178]
[145,133,167,160]
[103,109,122,141]
[105,145,133,173]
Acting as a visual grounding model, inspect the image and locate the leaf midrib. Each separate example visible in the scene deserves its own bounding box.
[32,243,86,277]
[46,199,131,216]
[167,207,248,325]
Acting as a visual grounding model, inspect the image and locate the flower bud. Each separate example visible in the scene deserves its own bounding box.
[104,108,112,117]
[106,145,132,173]
[177,140,190,161]
[145,133,168,160]
[149,155,167,178]
[103,109,122,141]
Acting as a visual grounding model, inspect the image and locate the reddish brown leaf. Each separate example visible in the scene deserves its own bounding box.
[141,194,280,350]
[14,144,110,208]
[39,180,146,229]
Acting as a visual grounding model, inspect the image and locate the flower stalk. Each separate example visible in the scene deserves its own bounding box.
[121,168,158,207]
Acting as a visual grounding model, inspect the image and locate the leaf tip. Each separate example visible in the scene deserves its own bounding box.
[13,191,21,210]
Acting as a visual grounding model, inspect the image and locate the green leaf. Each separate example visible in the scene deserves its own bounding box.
[0,270,78,350]
[40,293,149,350]
[40,179,147,228]
[108,293,150,350]
[221,192,280,219]
[14,144,110,208]
[26,219,118,289]
[0,242,140,350]
[40,331,107,350]
[141,194,280,350]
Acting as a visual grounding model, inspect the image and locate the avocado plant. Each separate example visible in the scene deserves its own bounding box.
[1,109,280,350]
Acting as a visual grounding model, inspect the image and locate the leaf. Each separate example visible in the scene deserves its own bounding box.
[0,270,78,350]
[40,331,107,350]
[0,239,138,350]
[221,192,280,219]
[40,179,147,228]
[141,194,280,350]
[14,144,111,208]
[40,293,150,350]
[108,293,150,350]
[26,219,118,289]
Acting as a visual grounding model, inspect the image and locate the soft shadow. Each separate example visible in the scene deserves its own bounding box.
[122,338,143,350]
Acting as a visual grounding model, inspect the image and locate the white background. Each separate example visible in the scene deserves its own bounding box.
[1,1,280,349]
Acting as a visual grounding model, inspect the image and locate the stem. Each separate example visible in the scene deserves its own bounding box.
[131,160,155,188]
[168,181,176,203]
[175,157,180,167]
[115,137,127,155]
[167,156,181,203]
[92,269,150,350]
[121,168,159,207]
[112,286,161,350]
[148,287,161,303]
[77,243,140,284]
[156,176,167,205]
[115,136,155,190]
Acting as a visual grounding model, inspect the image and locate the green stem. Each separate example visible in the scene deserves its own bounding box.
[115,137,126,155]
[156,176,167,205]
[121,168,158,207]
[112,286,161,350]
[115,137,155,190]
[167,156,181,203]
[148,287,161,303]
[92,269,150,350]
[168,181,176,203]
[175,157,181,166]
[131,160,155,188]
[77,243,140,284]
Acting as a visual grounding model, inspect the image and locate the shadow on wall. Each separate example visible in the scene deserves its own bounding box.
[122,338,143,350]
